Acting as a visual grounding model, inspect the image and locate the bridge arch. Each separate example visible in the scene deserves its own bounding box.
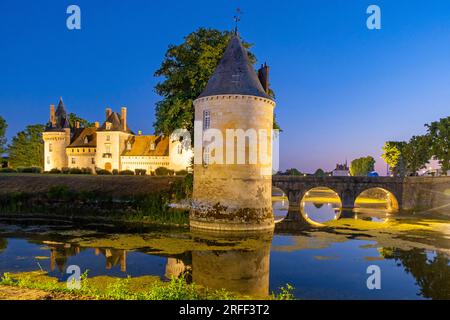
[300,187,342,226]
[354,187,399,212]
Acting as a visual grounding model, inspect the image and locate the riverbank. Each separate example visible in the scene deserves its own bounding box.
[0,271,293,300]
[0,174,192,227]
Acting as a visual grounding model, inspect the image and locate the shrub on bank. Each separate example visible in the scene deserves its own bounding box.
[61,167,70,174]
[96,169,112,175]
[0,168,17,173]
[69,168,83,174]
[119,170,134,175]
[48,168,61,174]
[112,169,119,175]
[155,167,174,176]
[175,170,188,176]
[135,169,147,176]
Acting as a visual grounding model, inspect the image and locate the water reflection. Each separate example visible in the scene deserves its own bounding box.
[300,187,341,225]
[1,214,450,299]
[191,231,271,297]
[381,248,450,300]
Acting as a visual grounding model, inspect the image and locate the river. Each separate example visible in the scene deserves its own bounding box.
[0,190,449,299]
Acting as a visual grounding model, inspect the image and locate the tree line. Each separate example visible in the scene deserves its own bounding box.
[382,117,449,176]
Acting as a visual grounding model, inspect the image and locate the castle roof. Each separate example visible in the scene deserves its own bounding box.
[67,127,97,148]
[97,111,132,133]
[45,97,70,131]
[122,135,169,157]
[198,35,272,100]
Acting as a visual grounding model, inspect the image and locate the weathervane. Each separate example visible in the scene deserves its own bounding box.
[233,8,243,34]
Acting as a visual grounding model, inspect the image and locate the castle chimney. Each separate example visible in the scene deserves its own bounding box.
[121,107,127,131]
[50,104,56,127]
[258,63,270,94]
[75,121,80,129]
[94,121,99,128]
[138,130,142,136]
[105,107,112,119]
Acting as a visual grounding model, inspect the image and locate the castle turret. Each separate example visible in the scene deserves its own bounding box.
[191,34,276,231]
[42,97,71,171]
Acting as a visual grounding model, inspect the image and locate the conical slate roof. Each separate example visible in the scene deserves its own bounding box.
[55,97,70,129]
[198,35,272,100]
[45,97,70,131]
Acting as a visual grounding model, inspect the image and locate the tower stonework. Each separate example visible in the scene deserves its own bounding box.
[42,98,71,171]
[191,35,276,231]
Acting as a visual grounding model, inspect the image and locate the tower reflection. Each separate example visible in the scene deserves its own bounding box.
[190,231,272,297]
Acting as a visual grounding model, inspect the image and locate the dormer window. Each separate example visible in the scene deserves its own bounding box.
[127,141,132,151]
[84,137,88,144]
[150,142,155,151]
[106,122,112,130]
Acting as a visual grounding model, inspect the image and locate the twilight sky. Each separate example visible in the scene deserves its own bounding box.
[1,0,449,174]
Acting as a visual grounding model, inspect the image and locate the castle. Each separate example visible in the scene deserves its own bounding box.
[191,33,276,231]
[42,98,192,174]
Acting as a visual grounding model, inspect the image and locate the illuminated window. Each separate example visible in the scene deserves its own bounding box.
[105,144,111,153]
[91,158,95,164]
[48,143,52,152]
[71,158,75,164]
[46,156,50,164]
[177,144,183,154]
[106,135,111,141]
[203,110,210,129]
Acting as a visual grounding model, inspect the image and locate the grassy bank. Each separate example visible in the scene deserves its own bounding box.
[0,174,193,227]
[0,271,294,300]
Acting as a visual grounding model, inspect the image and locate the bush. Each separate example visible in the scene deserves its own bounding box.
[119,170,134,175]
[61,167,70,174]
[155,167,174,176]
[48,168,61,174]
[0,168,17,173]
[135,169,147,176]
[175,170,188,176]
[172,173,193,200]
[47,185,73,201]
[112,169,119,175]
[69,168,83,174]
[96,169,112,175]
[16,167,42,173]
[81,167,93,174]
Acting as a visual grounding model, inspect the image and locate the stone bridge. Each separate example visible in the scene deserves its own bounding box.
[272,176,404,209]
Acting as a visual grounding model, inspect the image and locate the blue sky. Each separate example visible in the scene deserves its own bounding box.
[0,0,449,173]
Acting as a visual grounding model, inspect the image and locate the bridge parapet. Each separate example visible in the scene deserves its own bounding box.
[272,176,405,209]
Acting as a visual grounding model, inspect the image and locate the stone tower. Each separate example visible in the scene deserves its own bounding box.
[43,98,71,171]
[191,34,276,231]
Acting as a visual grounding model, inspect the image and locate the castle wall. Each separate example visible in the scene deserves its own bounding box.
[95,132,131,171]
[66,147,96,171]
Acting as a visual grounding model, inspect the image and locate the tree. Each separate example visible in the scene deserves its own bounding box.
[153,27,279,137]
[314,168,325,177]
[350,156,375,176]
[8,124,45,168]
[381,141,407,176]
[284,168,302,176]
[426,117,450,174]
[0,116,7,155]
[68,113,93,128]
[402,135,431,175]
